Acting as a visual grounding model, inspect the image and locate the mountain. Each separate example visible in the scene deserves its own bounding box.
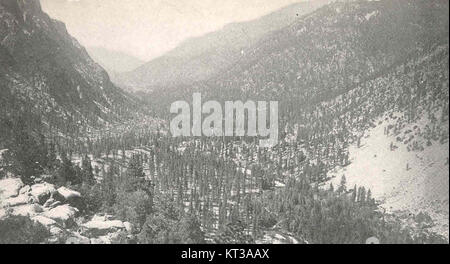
[0,0,136,133]
[86,47,144,75]
[146,0,449,113]
[198,0,449,100]
[114,0,330,92]
[0,0,448,244]
[323,44,449,238]
[142,0,449,237]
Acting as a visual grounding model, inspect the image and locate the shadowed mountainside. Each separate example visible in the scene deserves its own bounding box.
[114,0,330,92]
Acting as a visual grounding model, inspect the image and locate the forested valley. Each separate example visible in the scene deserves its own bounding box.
[1,0,448,244]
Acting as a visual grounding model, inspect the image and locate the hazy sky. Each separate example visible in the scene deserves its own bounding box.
[40,0,307,61]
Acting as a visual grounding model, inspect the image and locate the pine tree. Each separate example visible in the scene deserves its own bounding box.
[81,155,95,185]
[125,154,147,192]
[4,115,46,184]
[103,163,117,208]
[337,175,347,194]
[366,189,373,205]
[57,152,77,186]
[351,185,357,202]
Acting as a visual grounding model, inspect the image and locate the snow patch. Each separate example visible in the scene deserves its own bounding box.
[365,11,378,21]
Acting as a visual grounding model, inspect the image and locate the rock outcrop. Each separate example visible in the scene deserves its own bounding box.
[0,178,24,200]
[30,183,57,205]
[32,215,58,228]
[41,205,79,228]
[0,177,133,244]
[0,0,137,129]
[2,194,31,207]
[10,204,44,217]
[81,218,125,237]
[56,187,81,201]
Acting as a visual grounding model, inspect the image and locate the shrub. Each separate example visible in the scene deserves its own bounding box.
[114,189,152,228]
[137,214,205,244]
[77,183,103,214]
[0,215,50,244]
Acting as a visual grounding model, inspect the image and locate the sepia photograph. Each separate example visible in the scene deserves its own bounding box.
[0,0,449,248]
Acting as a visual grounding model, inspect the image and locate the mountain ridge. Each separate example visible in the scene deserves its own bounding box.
[86,47,145,75]
[114,0,331,92]
[0,0,137,134]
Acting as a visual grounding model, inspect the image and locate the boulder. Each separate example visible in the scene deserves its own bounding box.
[123,222,133,233]
[32,215,58,227]
[41,205,79,228]
[82,218,125,237]
[43,198,62,209]
[54,186,83,209]
[66,235,90,244]
[19,185,31,195]
[30,183,57,205]
[2,194,31,207]
[0,178,24,200]
[10,204,43,217]
[56,187,81,201]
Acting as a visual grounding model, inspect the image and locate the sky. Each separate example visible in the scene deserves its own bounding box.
[40,0,307,61]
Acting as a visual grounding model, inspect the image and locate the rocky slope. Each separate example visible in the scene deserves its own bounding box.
[328,112,449,239]
[202,0,448,100]
[315,40,449,239]
[143,0,449,116]
[0,0,137,130]
[0,177,133,244]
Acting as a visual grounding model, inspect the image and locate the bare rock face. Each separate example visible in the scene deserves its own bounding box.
[30,183,57,205]
[19,185,31,195]
[10,204,44,217]
[1,194,31,207]
[0,178,24,200]
[0,176,94,243]
[0,178,42,218]
[56,187,81,201]
[32,215,58,228]
[81,217,125,237]
[54,186,84,209]
[41,205,79,228]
